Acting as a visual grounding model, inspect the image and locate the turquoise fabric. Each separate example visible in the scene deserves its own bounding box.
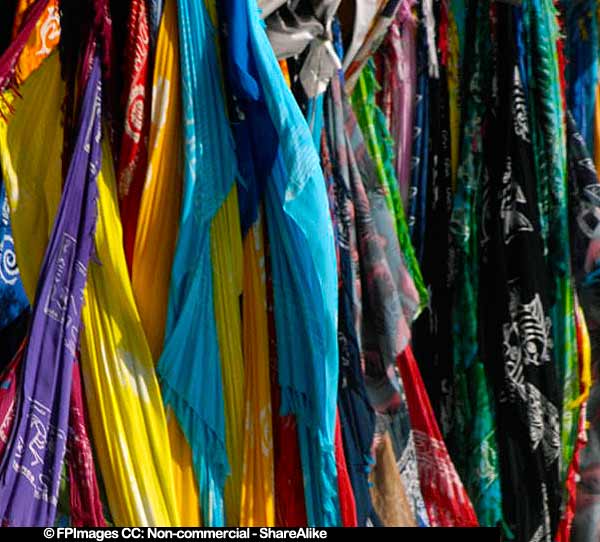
[245,0,341,526]
[158,0,237,527]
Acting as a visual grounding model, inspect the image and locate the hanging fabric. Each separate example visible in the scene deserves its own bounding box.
[131,0,200,526]
[0,50,101,527]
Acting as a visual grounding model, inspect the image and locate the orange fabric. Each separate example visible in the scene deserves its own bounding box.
[12,0,60,82]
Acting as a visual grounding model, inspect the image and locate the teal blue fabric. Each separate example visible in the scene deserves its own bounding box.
[158,0,237,527]
[245,0,341,526]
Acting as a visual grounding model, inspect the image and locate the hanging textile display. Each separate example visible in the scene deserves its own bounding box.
[0,0,599,534]
[241,0,341,527]
[116,0,151,271]
[158,0,237,526]
[131,0,200,527]
[0,49,101,527]
[448,0,503,528]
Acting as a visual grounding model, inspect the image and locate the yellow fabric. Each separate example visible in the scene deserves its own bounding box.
[132,0,201,526]
[568,303,592,409]
[447,8,460,191]
[1,52,180,526]
[80,138,180,526]
[0,51,63,302]
[133,0,181,361]
[12,0,61,83]
[240,213,275,527]
[210,185,245,526]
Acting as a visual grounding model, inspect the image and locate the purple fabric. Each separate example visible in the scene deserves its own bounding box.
[0,55,101,527]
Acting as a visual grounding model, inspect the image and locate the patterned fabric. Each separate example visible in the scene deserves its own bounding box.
[398,346,478,526]
[480,6,561,539]
[567,112,600,542]
[0,53,101,526]
[323,56,378,527]
[449,0,503,528]
[339,67,428,526]
[67,361,106,527]
[407,0,429,261]
[412,50,454,437]
[159,0,237,526]
[116,0,151,271]
[0,179,28,330]
[523,0,579,494]
[351,59,427,313]
[377,2,416,208]
[11,0,60,83]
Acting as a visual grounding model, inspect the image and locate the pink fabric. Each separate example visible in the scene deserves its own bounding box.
[0,342,25,459]
[379,5,417,207]
[67,361,106,527]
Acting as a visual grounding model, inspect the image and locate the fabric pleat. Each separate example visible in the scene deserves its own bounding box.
[80,136,179,526]
[130,0,200,524]
[158,0,238,526]
[240,214,275,527]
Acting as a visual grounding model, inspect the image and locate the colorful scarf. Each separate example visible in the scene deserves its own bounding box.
[449,0,503,527]
[11,0,60,84]
[80,133,180,526]
[66,361,106,527]
[480,6,561,538]
[158,0,237,526]
[0,179,28,330]
[0,52,101,526]
[116,0,151,271]
[130,0,199,526]
[398,346,478,526]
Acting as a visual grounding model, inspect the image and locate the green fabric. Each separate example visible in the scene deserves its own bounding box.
[449,0,503,527]
[523,0,579,487]
[351,60,428,313]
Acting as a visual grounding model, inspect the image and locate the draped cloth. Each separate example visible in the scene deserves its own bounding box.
[340,64,427,525]
[11,0,60,83]
[397,347,478,526]
[158,0,237,526]
[480,6,562,538]
[240,0,340,527]
[116,0,151,271]
[0,0,50,93]
[80,136,179,527]
[0,53,101,527]
[211,185,245,526]
[523,0,579,496]
[378,2,416,208]
[67,361,106,527]
[0,179,28,331]
[448,0,503,528]
[240,215,275,527]
[131,0,200,526]
[0,52,63,303]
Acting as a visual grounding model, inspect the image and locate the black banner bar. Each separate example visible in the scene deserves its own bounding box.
[1,527,501,542]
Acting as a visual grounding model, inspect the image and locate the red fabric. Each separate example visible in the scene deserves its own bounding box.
[397,346,479,527]
[334,410,358,527]
[555,311,589,542]
[439,0,449,67]
[0,342,25,459]
[67,361,106,527]
[0,0,49,100]
[116,0,151,272]
[266,231,307,527]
